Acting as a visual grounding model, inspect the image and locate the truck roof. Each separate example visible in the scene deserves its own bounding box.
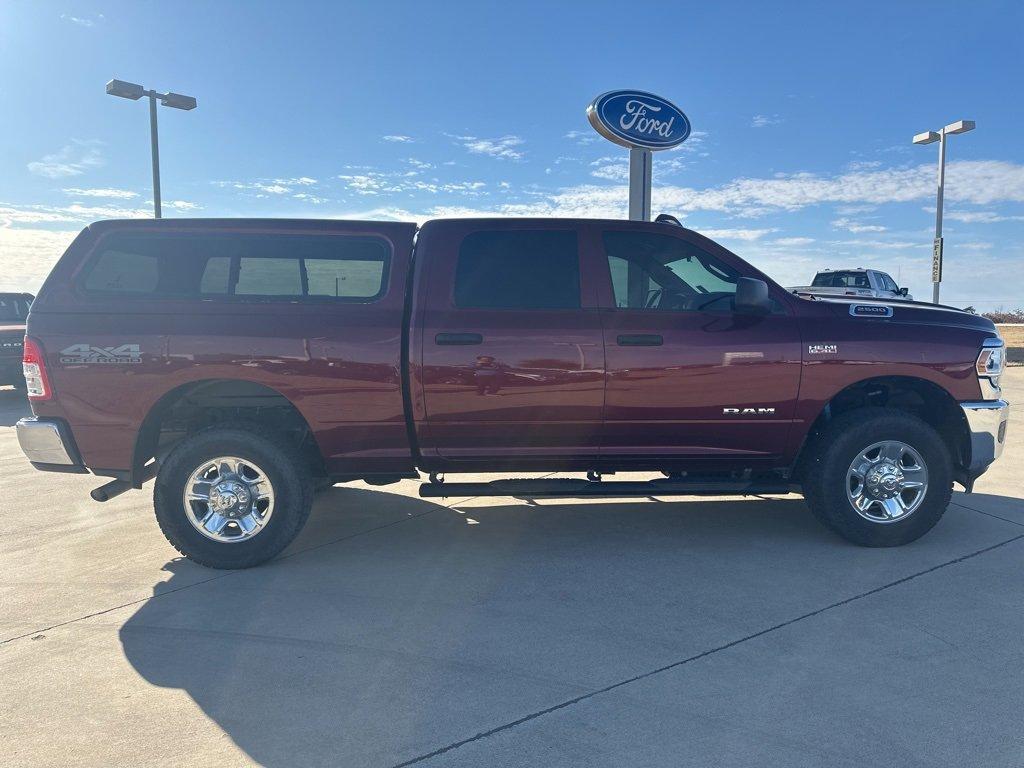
[81,216,696,232]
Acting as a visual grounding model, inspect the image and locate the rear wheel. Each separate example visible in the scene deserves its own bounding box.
[802,408,952,547]
[154,426,313,569]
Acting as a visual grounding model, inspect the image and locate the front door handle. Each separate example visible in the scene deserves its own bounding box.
[617,334,663,346]
[435,332,483,346]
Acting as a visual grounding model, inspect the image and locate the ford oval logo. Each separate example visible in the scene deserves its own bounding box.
[587,90,691,150]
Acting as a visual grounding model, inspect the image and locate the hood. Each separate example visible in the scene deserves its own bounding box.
[796,295,997,333]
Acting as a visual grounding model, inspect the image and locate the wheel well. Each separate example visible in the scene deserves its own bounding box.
[798,376,969,477]
[132,379,325,486]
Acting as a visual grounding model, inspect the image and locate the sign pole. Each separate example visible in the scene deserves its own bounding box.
[628,148,652,221]
[931,127,947,304]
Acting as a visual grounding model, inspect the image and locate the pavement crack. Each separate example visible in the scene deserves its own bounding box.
[950,499,1024,528]
[390,533,1024,768]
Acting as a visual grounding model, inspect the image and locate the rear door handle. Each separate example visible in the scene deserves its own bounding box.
[617,334,663,346]
[435,332,483,346]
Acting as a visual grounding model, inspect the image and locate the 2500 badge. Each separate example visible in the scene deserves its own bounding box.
[59,344,142,365]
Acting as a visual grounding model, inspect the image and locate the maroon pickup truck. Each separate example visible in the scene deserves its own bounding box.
[16,217,1010,568]
[0,293,32,390]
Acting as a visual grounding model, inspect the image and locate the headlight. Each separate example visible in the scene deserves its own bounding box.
[976,338,1005,383]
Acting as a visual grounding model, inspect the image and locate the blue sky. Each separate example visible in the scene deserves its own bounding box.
[2,0,1022,308]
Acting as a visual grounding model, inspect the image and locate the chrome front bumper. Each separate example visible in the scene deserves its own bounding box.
[16,417,82,468]
[960,400,1010,471]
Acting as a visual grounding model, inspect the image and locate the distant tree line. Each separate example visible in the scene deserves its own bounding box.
[983,308,1024,323]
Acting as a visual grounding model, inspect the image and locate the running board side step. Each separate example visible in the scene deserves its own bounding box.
[419,477,792,499]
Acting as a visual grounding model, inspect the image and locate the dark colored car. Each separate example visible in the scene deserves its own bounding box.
[15,218,1010,568]
[0,292,32,389]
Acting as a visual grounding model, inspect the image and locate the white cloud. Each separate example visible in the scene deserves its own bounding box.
[668,130,709,154]
[700,228,777,241]
[751,115,783,128]
[338,171,486,197]
[273,176,317,186]
[455,135,525,161]
[162,200,202,211]
[62,187,138,199]
[218,177,316,196]
[0,201,150,226]
[846,160,882,171]
[831,217,887,233]
[643,160,1024,216]
[382,135,414,143]
[292,193,328,204]
[938,209,1024,224]
[60,13,102,27]
[27,140,103,178]
[564,130,597,145]
[337,173,404,196]
[590,156,628,181]
[0,228,79,293]
[773,237,816,246]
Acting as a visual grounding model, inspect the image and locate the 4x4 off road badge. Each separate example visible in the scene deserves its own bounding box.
[60,343,142,365]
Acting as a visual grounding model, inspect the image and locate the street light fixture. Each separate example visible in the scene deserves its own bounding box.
[913,119,975,304]
[105,79,197,218]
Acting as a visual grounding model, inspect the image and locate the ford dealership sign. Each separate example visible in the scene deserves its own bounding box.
[587,90,691,150]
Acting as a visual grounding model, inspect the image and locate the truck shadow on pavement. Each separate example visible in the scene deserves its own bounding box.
[117,486,1024,767]
[0,387,30,427]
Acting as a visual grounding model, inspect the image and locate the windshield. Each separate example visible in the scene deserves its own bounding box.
[0,295,30,322]
[812,271,870,288]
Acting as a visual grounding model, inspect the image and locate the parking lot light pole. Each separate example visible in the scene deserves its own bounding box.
[913,119,975,304]
[105,79,197,219]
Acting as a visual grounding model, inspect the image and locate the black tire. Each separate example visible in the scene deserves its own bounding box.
[154,426,313,569]
[801,408,952,547]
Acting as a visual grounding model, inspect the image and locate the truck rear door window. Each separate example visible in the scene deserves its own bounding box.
[80,232,390,301]
[454,230,579,309]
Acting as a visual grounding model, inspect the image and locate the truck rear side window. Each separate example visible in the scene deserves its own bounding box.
[83,250,159,293]
[80,232,390,301]
[454,230,579,309]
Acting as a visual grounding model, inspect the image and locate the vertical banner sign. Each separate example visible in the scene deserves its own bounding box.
[587,91,691,221]
[932,237,943,283]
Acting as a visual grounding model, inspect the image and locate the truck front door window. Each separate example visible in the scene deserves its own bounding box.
[604,231,738,313]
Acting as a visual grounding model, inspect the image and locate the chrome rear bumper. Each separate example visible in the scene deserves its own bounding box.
[16,417,82,468]
[960,400,1010,471]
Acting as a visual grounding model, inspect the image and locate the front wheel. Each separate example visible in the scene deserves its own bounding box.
[154,426,313,569]
[802,408,952,547]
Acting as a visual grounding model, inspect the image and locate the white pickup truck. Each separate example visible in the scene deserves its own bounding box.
[789,269,912,301]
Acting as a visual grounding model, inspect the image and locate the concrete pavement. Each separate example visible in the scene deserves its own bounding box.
[1,372,1020,767]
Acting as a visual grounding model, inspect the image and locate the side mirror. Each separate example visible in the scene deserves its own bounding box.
[735,277,771,315]
[899,287,909,296]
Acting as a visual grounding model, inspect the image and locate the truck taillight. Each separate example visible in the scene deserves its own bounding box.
[23,336,52,400]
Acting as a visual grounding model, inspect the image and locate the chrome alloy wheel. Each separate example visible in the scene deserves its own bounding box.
[183,457,275,543]
[846,441,928,524]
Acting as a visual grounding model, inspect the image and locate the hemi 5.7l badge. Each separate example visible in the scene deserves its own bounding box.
[59,344,142,365]
[808,344,838,355]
